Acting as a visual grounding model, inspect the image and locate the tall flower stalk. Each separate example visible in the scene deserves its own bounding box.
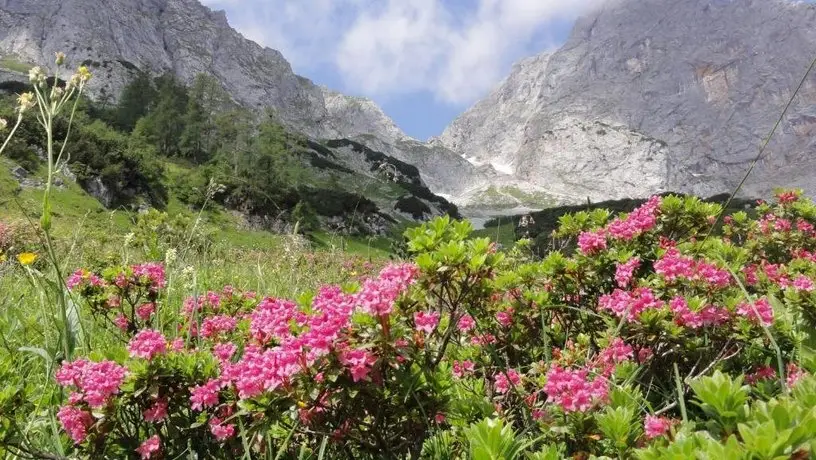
[0,53,91,360]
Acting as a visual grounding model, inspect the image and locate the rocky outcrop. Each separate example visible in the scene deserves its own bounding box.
[439,0,816,203]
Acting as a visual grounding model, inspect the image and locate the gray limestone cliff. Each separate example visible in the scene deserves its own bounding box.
[439,0,816,203]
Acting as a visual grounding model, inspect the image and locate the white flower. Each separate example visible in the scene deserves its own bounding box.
[124,232,136,246]
[165,248,178,266]
[28,66,46,85]
[16,92,35,113]
[0,118,7,132]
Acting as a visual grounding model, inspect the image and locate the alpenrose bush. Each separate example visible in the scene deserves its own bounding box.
[51,191,816,458]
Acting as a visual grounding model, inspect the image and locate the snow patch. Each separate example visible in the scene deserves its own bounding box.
[490,160,515,175]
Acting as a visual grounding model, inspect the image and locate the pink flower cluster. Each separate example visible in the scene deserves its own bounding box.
[669,297,729,329]
[644,415,672,439]
[457,314,476,332]
[57,405,94,444]
[131,262,167,292]
[209,417,236,441]
[494,369,521,394]
[606,196,661,241]
[544,365,609,413]
[342,348,378,382]
[128,329,167,360]
[143,398,169,423]
[577,230,607,255]
[357,263,418,317]
[598,287,663,322]
[736,298,774,326]
[595,338,633,375]
[745,366,776,385]
[66,268,106,290]
[190,379,222,410]
[136,435,161,459]
[615,258,640,288]
[56,359,127,408]
[452,360,475,378]
[201,315,238,338]
[414,310,440,334]
[654,249,730,288]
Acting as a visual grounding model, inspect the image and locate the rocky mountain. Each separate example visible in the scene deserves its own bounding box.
[439,0,816,203]
[0,0,492,206]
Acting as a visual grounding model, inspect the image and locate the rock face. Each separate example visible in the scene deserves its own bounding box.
[439,0,816,203]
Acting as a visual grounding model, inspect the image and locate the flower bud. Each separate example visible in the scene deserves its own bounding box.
[28,66,46,86]
[16,92,36,113]
[76,65,92,83]
[55,52,66,66]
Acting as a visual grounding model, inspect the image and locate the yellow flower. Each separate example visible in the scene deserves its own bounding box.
[17,252,38,266]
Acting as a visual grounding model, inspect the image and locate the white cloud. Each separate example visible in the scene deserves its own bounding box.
[201,0,602,105]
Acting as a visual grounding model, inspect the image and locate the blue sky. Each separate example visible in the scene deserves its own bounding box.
[200,0,602,140]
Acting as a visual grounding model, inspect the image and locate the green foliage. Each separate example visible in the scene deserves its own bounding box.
[465,418,531,460]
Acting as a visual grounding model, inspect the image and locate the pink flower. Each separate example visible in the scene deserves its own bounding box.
[55,359,127,408]
[114,314,129,332]
[66,269,106,290]
[249,298,298,343]
[434,412,446,424]
[495,309,514,327]
[200,315,237,338]
[341,349,377,382]
[190,379,221,411]
[209,417,236,441]
[605,196,661,240]
[577,230,607,255]
[57,405,93,444]
[457,314,476,332]
[777,190,800,204]
[654,249,695,282]
[452,360,475,378]
[213,342,237,362]
[132,262,167,291]
[136,303,156,321]
[128,330,167,360]
[598,288,662,322]
[644,415,671,439]
[136,435,161,459]
[596,338,633,374]
[143,398,168,423]
[737,298,774,326]
[544,365,609,413]
[746,366,776,385]
[414,311,440,334]
[170,338,185,351]
[615,258,640,288]
[787,363,806,388]
[494,369,521,394]
[793,275,815,292]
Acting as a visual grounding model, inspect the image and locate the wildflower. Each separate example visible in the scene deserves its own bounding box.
[57,405,94,444]
[143,398,168,423]
[76,65,92,83]
[414,310,440,334]
[16,92,35,113]
[136,303,156,321]
[615,258,640,288]
[736,298,774,326]
[136,435,161,459]
[170,338,185,351]
[209,417,236,441]
[165,247,177,266]
[644,415,672,439]
[132,262,167,291]
[495,309,514,327]
[28,66,46,85]
[494,369,521,394]
[598,288,662,322]
[0,118,7,131]
[452,360,475,378]
[128,329,167,360]
[190,379,221,410]
[341,348,377,382]
[212,342,237,362]
[55,51,66,65]
[16,252,37,266]
[787,363,806,388]
[577,230,607,254]
[457,314,476,332]
[792,274,814,292]
[596,338,633,374]
[746,366,776,385]
[434,412,446,424]
[544,365,609,413]
[56,359,127,408]
[114,314,128,331]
